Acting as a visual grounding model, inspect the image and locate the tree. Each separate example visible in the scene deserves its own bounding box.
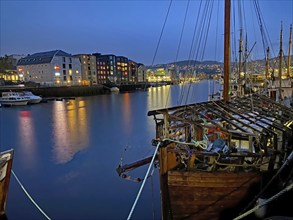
[0,55,13,71]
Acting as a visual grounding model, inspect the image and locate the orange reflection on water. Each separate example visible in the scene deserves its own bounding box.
[148,85,172,109]
[18,110,37,168]
[52,100,88,164]
[121,93,132,134]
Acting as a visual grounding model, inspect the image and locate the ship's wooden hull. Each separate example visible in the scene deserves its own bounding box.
[166,171,261,220]
[0,149,14,217]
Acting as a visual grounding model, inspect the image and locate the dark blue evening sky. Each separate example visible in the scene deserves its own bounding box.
[1,0,292,65]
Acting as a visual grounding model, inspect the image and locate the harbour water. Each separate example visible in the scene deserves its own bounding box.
[0,80,220,220]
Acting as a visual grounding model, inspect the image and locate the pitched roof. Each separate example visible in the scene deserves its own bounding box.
[17,50,72,65]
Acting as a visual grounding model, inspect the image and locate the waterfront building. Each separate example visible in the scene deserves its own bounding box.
[129,60,138,83]
[94,53,143,85]
[17,50,81,86]
[137,64,147,82]
[95,54,116,84]
[116,56,129,83]
[74,54,97,85]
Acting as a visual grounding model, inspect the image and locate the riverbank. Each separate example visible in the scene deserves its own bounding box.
[0,85,109,97]
[0,81,176,98]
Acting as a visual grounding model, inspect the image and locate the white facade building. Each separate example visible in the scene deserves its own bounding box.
[74,54,97,85]
[137,64,147,82]
[17,50,81,86]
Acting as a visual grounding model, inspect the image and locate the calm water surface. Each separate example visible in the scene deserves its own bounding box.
[0,80,220,220]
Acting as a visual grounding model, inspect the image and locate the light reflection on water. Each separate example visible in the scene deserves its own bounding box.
[18,110,37,169]
[121,93,132,135]
[52,100,89,164]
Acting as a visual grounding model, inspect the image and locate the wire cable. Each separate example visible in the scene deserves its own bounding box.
[151,0,173,66]
[127,141,161,220]
[12,170,51,220]
[234,183,293,220]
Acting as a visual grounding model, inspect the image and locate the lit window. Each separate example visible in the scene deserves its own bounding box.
[69,70,72,75]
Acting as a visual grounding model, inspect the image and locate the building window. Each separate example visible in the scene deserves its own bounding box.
[63,63,66,68]
[69,64,72,69]
[63,76,67,81]
[63,70,66,75]
[69,58,72,63]
[63,57,66,62]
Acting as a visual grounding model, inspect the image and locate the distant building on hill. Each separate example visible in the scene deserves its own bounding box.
[17,50,81,86]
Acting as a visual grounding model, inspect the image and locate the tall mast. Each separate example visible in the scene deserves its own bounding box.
[244,33,248,89]
[278,22,283,101]
[288,24,292,77]
[223,0,231,101]
[265,47,270,80]
[265,47,270,92]
[238,29,243,77]
[238,29,243,95]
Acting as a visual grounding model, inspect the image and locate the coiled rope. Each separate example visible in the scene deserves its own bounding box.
[11,170,51,220]
[127,140,161,220]
[233,182,293,220]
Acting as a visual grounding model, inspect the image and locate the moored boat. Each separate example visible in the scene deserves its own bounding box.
[110,87,120,93]
[0,91,29,106]
[20,91,42,104]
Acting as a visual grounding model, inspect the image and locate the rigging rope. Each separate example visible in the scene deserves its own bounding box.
[12,170,51,220]
[214,0,220,61]
[127,141,161,220]
[233,183,293,220]
[178,0,203,106]
[253,0,276,61]
[151,0,173,66]
[241,150,293,214]
[173,0,190,108]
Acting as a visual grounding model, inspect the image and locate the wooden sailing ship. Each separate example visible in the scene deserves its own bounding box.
[118,0,293,219]
[147,1,293,218]
[148,94,293,219]
[0,149,14,218]
[147,0,293,218]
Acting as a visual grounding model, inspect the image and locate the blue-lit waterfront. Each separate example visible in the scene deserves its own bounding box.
[0,80,220,220]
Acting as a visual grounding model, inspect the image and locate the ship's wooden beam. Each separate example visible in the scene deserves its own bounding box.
[228,100,292,132]
[201,103,257,135]
[116,155,156,176]
[254,94,293,116]
[215,101,279,135]
[247,97,291,122]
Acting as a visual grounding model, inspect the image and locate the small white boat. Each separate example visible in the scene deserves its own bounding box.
[110,87,120,93]
[0,91,29,106]
[20,91,42,104]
